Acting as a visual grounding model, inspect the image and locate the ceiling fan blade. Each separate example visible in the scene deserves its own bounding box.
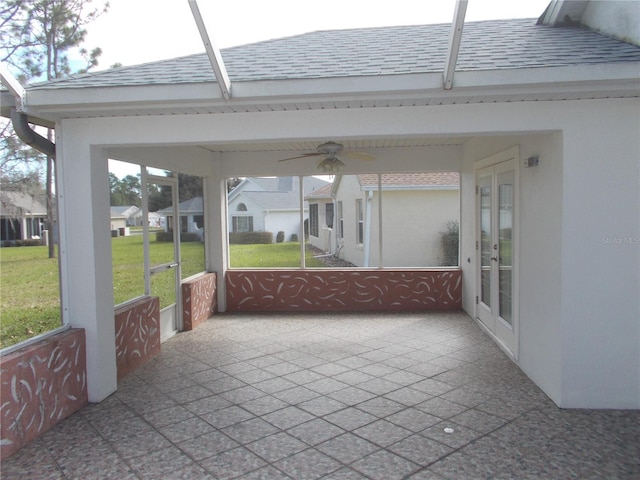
[278,152,324,162]
[345,151,375,161]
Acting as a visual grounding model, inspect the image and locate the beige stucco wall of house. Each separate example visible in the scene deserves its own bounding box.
[379,189,459,267]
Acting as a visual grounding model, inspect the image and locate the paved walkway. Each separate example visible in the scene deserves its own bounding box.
[2,312,639,479]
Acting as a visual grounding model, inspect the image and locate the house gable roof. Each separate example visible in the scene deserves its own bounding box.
[0,191,47,217]
[27,19,640,91]
[6,16,638,123]
[229,176,330,211]
[110,205,140,217]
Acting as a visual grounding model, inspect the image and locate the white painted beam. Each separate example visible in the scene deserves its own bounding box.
[188,0,232,100]
[443,0,468,90]
[0,62,26,110]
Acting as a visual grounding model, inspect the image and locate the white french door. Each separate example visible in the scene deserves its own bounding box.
[476,152,518,359]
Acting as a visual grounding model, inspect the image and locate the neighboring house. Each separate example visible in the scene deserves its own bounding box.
[110,205,141,226]
[228,176,330,242]
[1,0,639,415]
[109,208,127,234]
[157,196,204,239]
[0,191,47,242]
[307,173,460,267]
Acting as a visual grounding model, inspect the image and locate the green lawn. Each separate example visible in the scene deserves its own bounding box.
[0,245,61,348]
[230,242,324,268]
[0,239,322,348]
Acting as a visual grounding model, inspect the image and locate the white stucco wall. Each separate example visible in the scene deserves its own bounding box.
[57,97,638,408]
[379,189,460,267]
[333,175,366,266]
[264,210,305,243]
[582,0,640,45]
[559,100,639,408]
[460,99,639,409]
[461,134,565,406]
[228,196,264,232]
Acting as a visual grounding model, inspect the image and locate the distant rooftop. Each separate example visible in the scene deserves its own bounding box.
[359,172,460,189]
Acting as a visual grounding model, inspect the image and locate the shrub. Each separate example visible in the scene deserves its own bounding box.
[290,233,298,242]
[156,232,173,242]
[276,231,285,243]
[440,220,459,266]
[181,233,202,243]
[229,231,273,244]
[156,232,202,242]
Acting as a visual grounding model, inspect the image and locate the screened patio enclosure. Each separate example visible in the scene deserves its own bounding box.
[1,1,638,421]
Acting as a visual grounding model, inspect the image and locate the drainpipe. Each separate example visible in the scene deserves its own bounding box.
[1,65,54,157]
[11,108,56,158]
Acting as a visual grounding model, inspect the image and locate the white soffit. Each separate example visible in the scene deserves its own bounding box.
[201,137,469,153]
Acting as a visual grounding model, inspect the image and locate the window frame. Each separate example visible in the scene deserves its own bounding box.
[356,198,364,245]
[232,215,254,233]
[309,203,319,238]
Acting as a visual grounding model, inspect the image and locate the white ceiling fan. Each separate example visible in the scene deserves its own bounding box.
[278,141,374,173]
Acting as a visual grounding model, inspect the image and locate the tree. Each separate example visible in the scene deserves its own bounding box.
[178,173,203,202]
[1,1,46,215]
[109,173,141,207]
[1,0,109,257]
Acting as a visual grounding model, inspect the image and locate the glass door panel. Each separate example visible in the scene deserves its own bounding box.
[498,171,514,326]
[479,175,492,309]
[476,155,517,358]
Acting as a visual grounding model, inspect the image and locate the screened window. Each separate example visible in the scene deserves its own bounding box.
[356,198,364,245]
[326,203,334,229]
[232,216,253,233]
[225,173,459,269]
[337,201,344,239]
[309,204,319,237]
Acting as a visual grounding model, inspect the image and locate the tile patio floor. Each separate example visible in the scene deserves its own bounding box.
[2,311,639,479]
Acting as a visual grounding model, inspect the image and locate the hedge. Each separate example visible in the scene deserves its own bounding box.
[156,232,202,242]
[229,231,273,244]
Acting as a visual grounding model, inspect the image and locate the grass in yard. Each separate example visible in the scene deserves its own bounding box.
[112,235,205,308]
[230,242,324,268]
[1,238,322,348]
[0,246,61,348]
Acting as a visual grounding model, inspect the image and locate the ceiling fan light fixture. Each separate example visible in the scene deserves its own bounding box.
[318,157,345,173]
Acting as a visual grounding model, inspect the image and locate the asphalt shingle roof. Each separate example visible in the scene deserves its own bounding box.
[30,19,640,90]
[0,191,47,216]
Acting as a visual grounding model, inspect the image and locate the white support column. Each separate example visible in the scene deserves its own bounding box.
[56,132,117,402]
[205,156,228,311]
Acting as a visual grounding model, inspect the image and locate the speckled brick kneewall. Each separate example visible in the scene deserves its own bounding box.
[226,270,462,312]
[0,328,87,460]
[115,296,160,379]
[182,272,217,330]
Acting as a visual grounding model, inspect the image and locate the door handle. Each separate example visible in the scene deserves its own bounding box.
[491,256,498,262]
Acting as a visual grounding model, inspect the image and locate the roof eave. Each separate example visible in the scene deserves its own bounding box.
[11,62,640,122]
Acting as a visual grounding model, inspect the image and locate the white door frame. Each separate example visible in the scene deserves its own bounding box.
[141,169,182,342]
[475,146,520,360]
